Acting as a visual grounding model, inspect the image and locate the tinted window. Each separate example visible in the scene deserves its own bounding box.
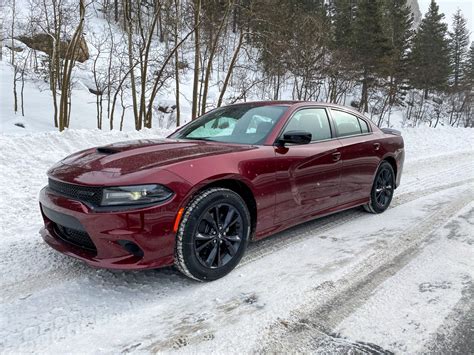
[332,110,362,137]
[172,104,287,145]
[282,108,331,142]
[359,118,369,133]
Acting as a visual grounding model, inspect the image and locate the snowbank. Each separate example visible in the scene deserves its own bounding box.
[0,129,172,240]
[400,126,474,161]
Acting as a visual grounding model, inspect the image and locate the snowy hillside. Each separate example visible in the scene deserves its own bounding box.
[2,0,471,134]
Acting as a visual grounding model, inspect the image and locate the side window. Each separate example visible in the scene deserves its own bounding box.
[331,110,362,137]
[282,108,332,142]
[359,118,369,133]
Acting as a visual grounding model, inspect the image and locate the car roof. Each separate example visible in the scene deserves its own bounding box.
[226,100,365,117]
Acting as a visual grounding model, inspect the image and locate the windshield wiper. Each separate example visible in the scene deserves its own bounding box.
[183,137,214,141]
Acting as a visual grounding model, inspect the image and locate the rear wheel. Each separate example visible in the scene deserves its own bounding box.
[174,188,250,281]
[364,161,395,214]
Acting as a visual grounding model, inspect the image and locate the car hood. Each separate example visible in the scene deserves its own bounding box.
[53,139,254,177]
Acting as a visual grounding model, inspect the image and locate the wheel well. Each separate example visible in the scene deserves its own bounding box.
[196,179,257,238]
[383,157,397,184]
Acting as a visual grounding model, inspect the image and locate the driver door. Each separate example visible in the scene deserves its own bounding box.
[273,108,342,223]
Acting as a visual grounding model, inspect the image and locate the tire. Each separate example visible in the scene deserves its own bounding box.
[174,188,251,281]
[364,161,395,214]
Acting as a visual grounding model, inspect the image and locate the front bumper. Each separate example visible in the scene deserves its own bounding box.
[39,186,179,270]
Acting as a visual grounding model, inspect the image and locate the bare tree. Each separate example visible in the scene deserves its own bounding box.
[217,30,243,107]
[173,0,181,125]
[11,0,18,113]
[144,26,198,127]
[90,28,110,129]
[200,1,231,115]
[191,0,201,119]
[58,0,85,131]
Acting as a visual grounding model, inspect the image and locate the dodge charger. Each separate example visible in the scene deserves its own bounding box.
[39,101,404,281]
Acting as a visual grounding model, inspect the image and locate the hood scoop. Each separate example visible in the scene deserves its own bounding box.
[96,146,121,154]
[95,139,169,155]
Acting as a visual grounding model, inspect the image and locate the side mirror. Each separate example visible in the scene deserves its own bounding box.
[277,131,312,146]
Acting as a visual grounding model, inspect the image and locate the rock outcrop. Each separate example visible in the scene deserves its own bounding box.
[17,33,89,63]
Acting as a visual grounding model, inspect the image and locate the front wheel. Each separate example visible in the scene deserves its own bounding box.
[174,188,251,281]
[364,161,395,214]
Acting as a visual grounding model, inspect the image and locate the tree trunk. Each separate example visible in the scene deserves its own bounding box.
[360,69,369,113]
[20,67,25,116]
[217,31,243,107]
[144,27,197,127]
[174,0,181,126]
[123,0,140,129]
[201,3,230,115]
[114,0,119,22]
[58,0,85,131]
[191,0,201,119]
[140,6,160,129]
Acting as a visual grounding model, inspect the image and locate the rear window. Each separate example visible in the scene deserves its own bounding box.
[332,110,362,137]
[359,118,369,133]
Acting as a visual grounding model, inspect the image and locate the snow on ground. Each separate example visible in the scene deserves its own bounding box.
[0,123,472,354]
[0,125,472,353]
[336,203,473,352]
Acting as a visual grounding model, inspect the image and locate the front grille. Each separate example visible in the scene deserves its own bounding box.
[48,178,103,206]
[55,224,97,252]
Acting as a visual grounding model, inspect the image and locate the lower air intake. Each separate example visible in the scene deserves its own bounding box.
[55,224,97,252]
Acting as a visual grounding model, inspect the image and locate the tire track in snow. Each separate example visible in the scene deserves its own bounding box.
[1,188,471,353]
[425,283,474,354]
[48,184,473,354]
[259,190,474,353]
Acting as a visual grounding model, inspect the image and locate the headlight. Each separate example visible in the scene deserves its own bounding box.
[101,184,173,206]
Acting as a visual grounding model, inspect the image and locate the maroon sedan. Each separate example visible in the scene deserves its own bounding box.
[39,102,404,281]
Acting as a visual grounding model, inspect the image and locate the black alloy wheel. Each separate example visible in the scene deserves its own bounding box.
[194,203,243,269]
[174,188,250,281]
[364,161,395,214]
[374,167,393,208]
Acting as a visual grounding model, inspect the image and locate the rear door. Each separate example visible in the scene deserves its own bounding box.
[274,107,343,223]
[329,109,380,206]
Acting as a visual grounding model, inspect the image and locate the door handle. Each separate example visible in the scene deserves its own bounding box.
[332,151,341,161]
[373,143,380,151]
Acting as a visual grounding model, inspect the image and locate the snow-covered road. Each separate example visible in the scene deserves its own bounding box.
[0,128,473,354]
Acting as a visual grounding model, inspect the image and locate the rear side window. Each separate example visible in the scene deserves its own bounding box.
[283,108,332,142]
[359,118,369,133]
[331,110,362,137]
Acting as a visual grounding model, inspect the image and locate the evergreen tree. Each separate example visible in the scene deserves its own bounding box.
[384,0,414,105]
[352,0,392,112]
[330,0,357,50]
[409,0,450,98]
[463,43,474,127]
[465,43,474,89]
[449,9,470,89]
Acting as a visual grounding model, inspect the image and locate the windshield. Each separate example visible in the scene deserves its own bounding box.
[171,104,288,145]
